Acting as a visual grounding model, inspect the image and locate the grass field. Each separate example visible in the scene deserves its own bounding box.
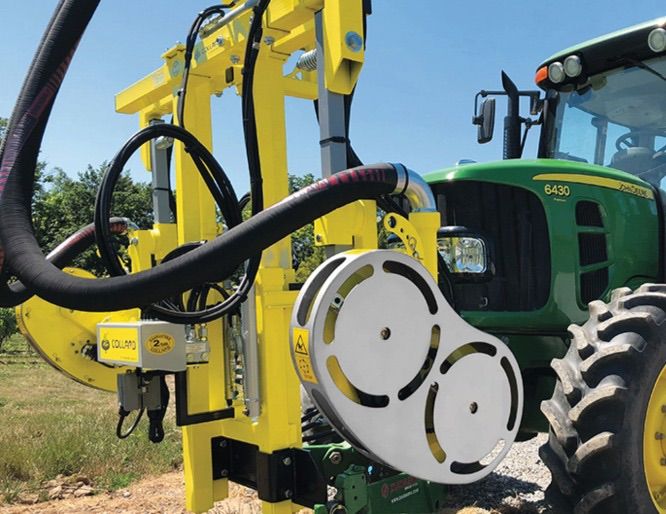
[0,334,183,504]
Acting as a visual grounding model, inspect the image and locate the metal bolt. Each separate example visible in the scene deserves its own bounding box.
[264,36,275,45]
[216,36,226,47]
[219,440,228,448]
[230,55,241,65]
[329,451,343,465]
[315,234,323,243]
[220,469,229,478]
[657,432,665,440]
[661,458,666,466]
[129,237,139,246]
[344,31,363,52]
[469,402,479,414]
[662,404,666,414]
[380,327,391,340]
[284,489,292,499]
[282,457,292,466]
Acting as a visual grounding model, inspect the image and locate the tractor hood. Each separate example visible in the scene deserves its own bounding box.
[424,159,656,201]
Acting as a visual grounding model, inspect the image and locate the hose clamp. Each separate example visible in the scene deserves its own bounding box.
[390,163,437,213]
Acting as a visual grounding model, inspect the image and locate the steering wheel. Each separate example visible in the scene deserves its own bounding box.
[615,131,641,151]
[616,130,666,151]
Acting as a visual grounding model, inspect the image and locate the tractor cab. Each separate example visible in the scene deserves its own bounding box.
[536,19,666,188]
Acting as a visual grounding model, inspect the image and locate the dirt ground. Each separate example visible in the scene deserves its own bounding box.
[0,472,261,514]
[0,471,496,514]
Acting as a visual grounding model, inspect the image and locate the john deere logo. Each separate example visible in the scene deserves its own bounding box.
[145,334,175,355]
[101,339,110,351]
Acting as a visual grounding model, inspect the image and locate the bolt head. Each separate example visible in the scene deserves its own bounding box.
[282,457,292,466]
[264,36,275,45]
[329,451,343,465]
[284,489,292,499]
[230,55,241,65]
[345,32,363,52]
[216,36,226,46]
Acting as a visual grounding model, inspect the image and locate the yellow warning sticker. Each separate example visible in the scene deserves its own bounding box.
[293,327,317,384]
[99,327,140,364]
[145,333,176,355]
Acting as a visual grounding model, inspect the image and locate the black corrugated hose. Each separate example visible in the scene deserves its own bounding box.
[0,0,402,314]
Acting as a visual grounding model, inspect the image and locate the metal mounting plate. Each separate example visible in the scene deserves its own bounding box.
[291,250,523,484]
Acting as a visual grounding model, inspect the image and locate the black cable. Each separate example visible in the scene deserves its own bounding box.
[177,4,235,129]
[116,407,144,440]
[302,429,337,444]
[301,408,320,423]
[138,0,270,322]
[234,0,272,314]
[147,376,169,444]
[94,124,247,323]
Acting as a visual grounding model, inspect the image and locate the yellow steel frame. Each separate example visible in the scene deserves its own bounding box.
[114,3,376,512]
[21,2,440,514]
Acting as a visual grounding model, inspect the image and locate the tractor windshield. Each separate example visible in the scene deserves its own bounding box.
[543,55,666,187]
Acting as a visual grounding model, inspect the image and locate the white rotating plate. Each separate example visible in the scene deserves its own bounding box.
[291,250,523,484]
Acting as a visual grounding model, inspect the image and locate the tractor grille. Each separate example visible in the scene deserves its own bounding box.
[578,233,608,266]
[576,201,609,304]
[432,182,551,311]
[576,201,604,227]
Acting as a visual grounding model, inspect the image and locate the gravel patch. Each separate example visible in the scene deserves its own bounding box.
[1,435,561,513]
[441,434,559,513]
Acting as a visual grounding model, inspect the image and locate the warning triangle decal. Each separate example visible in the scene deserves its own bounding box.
[294,335,308,355]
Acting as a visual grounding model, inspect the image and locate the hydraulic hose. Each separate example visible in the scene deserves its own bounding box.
[3,161,400,312]
[0,218,130,307]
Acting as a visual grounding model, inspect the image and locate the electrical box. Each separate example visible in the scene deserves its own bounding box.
[97,321,187,372]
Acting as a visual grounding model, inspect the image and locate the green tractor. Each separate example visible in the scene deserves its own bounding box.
[424,17,666,514]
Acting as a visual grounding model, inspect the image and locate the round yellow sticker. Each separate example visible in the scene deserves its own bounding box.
[145,333,176,355]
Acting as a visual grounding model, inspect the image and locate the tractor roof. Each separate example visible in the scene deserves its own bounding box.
[536,17,666,89]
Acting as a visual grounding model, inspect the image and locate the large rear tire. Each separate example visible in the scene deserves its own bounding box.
[540,284,666,513]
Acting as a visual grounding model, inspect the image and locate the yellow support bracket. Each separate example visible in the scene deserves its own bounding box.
[383,211,441,278]
[322,0,365,94]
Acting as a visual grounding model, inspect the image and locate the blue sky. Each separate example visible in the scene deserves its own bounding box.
[0,2,664,193]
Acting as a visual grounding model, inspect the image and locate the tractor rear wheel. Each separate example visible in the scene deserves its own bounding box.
[540,284,666,513]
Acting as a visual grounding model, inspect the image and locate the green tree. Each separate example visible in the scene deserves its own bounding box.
[32,163,153,275]
[0,308,17,350]
[288,174,326,282]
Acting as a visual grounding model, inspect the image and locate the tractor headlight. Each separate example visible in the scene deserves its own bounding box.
[386,227,492,280]
[438,236,487,274]
[438,227,493,281]
[548,62,566,84]
[648,27,666,53]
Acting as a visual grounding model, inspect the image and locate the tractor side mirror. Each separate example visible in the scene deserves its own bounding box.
[529,93,544,116]
[473,97,496,144]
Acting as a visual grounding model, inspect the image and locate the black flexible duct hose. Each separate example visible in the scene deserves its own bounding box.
[0,218,129,307]
[0,1,400,314]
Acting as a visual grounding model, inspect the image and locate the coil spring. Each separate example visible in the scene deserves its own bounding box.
[296,49,317,72]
